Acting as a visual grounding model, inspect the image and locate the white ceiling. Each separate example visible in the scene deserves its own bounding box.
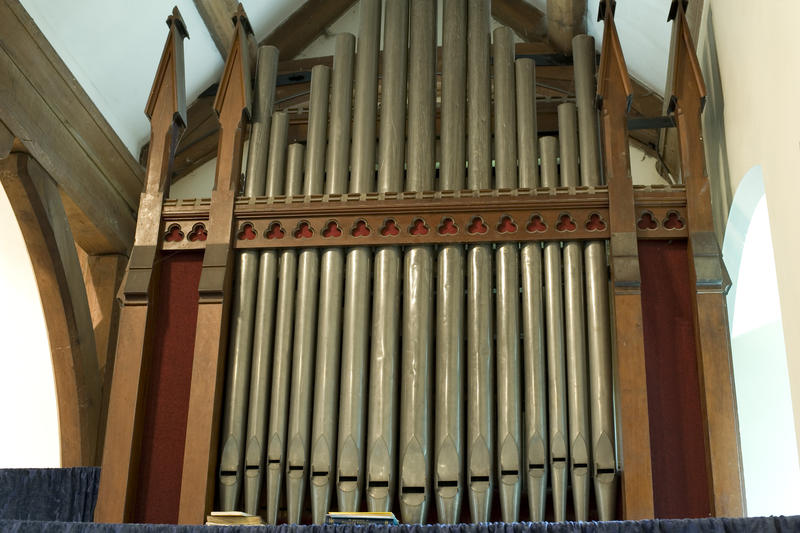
[18,0,674,159]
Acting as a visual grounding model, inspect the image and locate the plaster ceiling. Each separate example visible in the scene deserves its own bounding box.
[18,0,674,159]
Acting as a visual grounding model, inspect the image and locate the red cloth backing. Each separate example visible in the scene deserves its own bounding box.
[133,251,203,523]
[638,239,711,518]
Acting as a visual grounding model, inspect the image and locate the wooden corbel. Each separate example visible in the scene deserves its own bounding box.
[596,0,655,520]
[178,3,252,524]
[94,7,188,524]
[667,1,745,517]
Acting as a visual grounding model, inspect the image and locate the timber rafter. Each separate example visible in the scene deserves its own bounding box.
[0,0,141,254]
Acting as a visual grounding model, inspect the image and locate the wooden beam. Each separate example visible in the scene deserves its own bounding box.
[179,6,252,524]
[668,2,745,516]
[261,0,357,60]
[597,3,655,520]
[94,9,188,523]
[546,0,586,54]
[0,153,101,467]
[0,119,12,158]
[491,0,547,42]
[193,0,239,59]
[0,0,142,254]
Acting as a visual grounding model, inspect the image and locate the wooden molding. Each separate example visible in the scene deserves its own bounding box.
[668,2,745,517]
[0,153,101,467]
[597,4,655,520]
[178,7,252,524]
[0,0,142,254]
[155,185,689,252]
[93,9,188,523]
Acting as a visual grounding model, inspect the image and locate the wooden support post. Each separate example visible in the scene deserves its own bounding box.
[668,1,745,517]
[76,250,128,462]
[93,9,188,523]
[0,152,100,468]
[596,1,655,520]
[178,5,252,524]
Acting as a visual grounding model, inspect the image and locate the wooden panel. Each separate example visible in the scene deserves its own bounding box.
[639,239,711,518]
[133,251,202,524]
[0,0,142,253]
[0,154,100,466]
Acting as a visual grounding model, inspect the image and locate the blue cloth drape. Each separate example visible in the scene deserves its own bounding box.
[1,468,798,533]
[1,517,799,533]
[0,468,99,522]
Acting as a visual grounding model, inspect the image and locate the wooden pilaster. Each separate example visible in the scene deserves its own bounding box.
[596,0,655,520]
[178,5,252,524]
[668,1,745,517]
[93,9,188,523]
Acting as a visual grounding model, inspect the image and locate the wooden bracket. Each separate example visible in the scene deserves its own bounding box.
[597,4,655,520]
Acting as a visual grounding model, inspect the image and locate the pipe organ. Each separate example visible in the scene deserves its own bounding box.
[95,0,745,526]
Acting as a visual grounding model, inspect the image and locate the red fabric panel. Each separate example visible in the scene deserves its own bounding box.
[134,251,203,523]
[639,240,711,518]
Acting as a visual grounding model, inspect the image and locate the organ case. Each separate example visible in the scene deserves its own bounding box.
[95,0,744,525]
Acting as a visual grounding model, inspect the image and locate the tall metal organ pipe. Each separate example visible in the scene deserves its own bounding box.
[515,57,548,522]
[573,33,617,521]
[492,26,522,524]
[435,0,467,523]
[559,103,591,521]
[399,0,436,523]
[264,142,305,524]
[367,0,408,513]
[243,110,289,515]
[540,136,568,521]
[465,0,494,522]
[338,0,380,513]
[218,44,279,511]
[309,33,354,524]
[286,64,330,524]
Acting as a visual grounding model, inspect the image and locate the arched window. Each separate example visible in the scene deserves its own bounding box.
[723,165,800,515]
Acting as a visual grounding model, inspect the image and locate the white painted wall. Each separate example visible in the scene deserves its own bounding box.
[698,1,800,495]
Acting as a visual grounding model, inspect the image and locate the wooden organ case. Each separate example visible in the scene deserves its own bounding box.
[94,0,745,526]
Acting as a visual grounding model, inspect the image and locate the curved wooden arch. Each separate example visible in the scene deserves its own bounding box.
[0,151,101,466]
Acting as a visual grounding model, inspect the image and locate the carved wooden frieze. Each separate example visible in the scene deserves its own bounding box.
[160,185,688,251]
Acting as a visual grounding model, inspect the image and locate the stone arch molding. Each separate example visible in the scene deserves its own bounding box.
[0,151,101,466]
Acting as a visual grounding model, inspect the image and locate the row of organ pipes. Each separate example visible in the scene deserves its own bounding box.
[216,0,617,524]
